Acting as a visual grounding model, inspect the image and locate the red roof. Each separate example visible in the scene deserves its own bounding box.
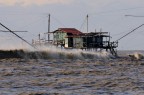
[56,28,82,35]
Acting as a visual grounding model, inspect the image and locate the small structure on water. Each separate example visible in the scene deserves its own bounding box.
[32,14,118,56]
[32,28,118,56]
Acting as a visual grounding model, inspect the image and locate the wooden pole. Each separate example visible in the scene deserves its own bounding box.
[48,14,50,41]
[38,33,40,43]
[0,22,36,49]
[86,14,88,50]
[87,14,89,33]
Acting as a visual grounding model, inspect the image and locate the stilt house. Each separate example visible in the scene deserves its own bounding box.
[33,28,118,56]
[53,28,118,50]
[53,28,83,48]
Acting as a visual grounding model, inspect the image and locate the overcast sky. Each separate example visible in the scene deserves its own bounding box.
[0,0,144,50]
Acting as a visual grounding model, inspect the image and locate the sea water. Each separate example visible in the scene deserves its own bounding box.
[0,50,144,95]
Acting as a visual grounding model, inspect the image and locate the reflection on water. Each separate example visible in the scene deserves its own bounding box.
[0,57,144,95]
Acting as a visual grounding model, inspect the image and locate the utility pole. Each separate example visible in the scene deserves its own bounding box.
[48,14,50,41]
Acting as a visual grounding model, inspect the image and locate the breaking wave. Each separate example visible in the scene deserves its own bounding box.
[0,45,112,59]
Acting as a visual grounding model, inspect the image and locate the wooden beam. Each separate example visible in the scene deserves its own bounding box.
[0,30,27,32]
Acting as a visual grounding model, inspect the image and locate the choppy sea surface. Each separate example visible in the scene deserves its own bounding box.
[0,50,144,95]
